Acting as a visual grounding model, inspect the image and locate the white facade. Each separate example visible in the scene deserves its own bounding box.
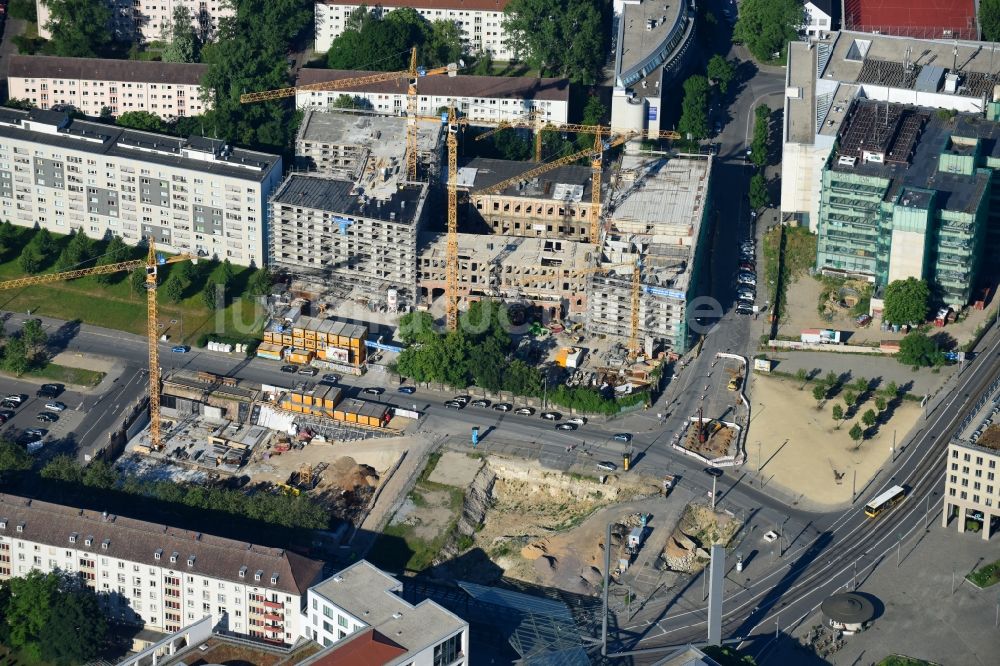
[0,497,323,644]
[802,2,833,37]
[943,441,1000,540]
[304,561,469,663]
[0,108,283,266]
[37,0,233,42]
[8,56,210,120]
[315,0,512,59]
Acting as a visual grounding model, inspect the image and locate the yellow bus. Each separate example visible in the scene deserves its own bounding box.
[864,485,906,518]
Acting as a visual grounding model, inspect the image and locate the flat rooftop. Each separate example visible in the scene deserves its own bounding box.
[298,109,440,155]
[0,108,279,180]
[272,174,427,226]
[158,633,322,665]
[293,315,367,340]
[617,0,685,75]
[786,41,819,144]
[823,31,998,100]
[457,157,600,201]
[311,561,466,654]
[830,99,999,214]
[420,232,595,271]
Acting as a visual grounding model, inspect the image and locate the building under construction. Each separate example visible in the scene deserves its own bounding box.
[418,233,595,319]
[587,154,713,355]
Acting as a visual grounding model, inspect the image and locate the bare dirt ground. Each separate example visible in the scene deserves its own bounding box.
[683,421,736,459]
[427,450,483,486]
[747,374,921,509]
[778,275,1000,347]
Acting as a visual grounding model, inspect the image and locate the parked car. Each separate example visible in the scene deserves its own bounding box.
[323,374,340,383]
[363,387,384,395]
[297,367,318,376]
[727,376,742,391]
[452,395,470,405]
[556,423,576,431]
[397,386,416,394]
[0,414,7,424]
[493,403,513,412]
[567,417,587,426]
[171,345,190,353]
[4,395,23,405]
[597,461,618,472]
[0,410,14,421]
[541,411,561,420]
[515,407,535,416]
[24,428,46,438]
[36,413,58,423]
[737,292,755,302]
[738,262,755,271]
[279,365,297,373]
[44,402,66,412]
[613,433,632,442]
[0,400,19,409]
[736,306,754,315]
[763,530,779,543]
[737,276,756,287]
[36,384,62,399]
[444,400,463,409]
[470,399,490,408]
[704,467,723,477]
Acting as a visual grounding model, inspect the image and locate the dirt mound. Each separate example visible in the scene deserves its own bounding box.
[521,540,549,559]
[661,504,741,573]
[314,456,380,524]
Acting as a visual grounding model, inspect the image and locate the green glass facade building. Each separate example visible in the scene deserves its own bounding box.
[816,100,995,308]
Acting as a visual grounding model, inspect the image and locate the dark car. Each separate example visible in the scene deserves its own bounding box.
[0,400,19,410]
[397,386,416,394]
[704,467,724,477]
[36,383,63,399]
[541,411,561,420]
[36,413,58,423]
[738,262,755,271]
[0,410,14,421]
[279,365,297,373]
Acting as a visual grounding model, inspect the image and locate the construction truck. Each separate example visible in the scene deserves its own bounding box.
[662,474,676,495]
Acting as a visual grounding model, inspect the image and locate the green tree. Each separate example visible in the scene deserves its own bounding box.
[32,228,55,257]
[95,235,131,285]
[811,383,826,405]
[330,93,372,110]
[0,438,32,476]
[493,130,532,160]
[41,0,113,58]
[898,331,945,367]
[8,0,37,22]
[843,390,857,407]
[54,229,95,271]
[824,371,838,387]
[2,337,30,376]
[707,54,735,93]
[425,19,464,66]
[40,455,83,483]
[326,6,427,71]
[247,266,272,296]
[982,0,1000,42]
[82,459,118,489]
[849,422,864,445]
[751,105,770,167]
[18,246,41,274]
[678,74,710,140]
[469,338,505,392]
[574,94,607,151]
[398,311,437,345]
[471,50,493,75]
[862,409,877,428]
[853,377,868,393]
[503,360,543,396]
[161,4,201,63]
[162,274,185,304]
[503,0,605,83]
[831,404,844,428]
[884,380,898,397]
[733,0,802,62]
[749,173,769,209]
[129,265,147,294]
[37,582,107,665]
[883,277,930,325]
[21,317,48,363]
[218,258,236,286]
[795,367,807,389]
[875,396,887,412]
[201,282,220,310]
[116,111,168,133]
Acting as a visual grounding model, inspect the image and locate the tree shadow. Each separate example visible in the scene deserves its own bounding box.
[47,318,82,355]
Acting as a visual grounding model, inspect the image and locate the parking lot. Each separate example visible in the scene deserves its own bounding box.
[0,379,86,456]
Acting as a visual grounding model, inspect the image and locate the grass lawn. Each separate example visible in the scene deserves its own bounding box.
[0,228,264,345]
[966,558,1000,588]
[876,657,937,666]
[15,362,106,387]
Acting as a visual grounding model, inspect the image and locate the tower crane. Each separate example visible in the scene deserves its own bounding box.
[0,239,194,450]
[240,47,462,181]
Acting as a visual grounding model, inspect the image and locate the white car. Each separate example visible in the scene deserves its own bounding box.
[44,401,66,412]
[4,395,23,404]
[567,417,587,426]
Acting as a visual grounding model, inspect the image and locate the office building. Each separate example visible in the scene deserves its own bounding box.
[0,107,282,266]
[943,415,1000,540]
[782,32,1000,231]
[587,153,713,354]
[419,233,595,319]
[315,0,511,59]
[294,69,571,125]
[8,55,210,120]
[609,0,697,135]
[302,560,468,663]
[0,494,324,642]
[37,0,233,43]
[814,98,993,308]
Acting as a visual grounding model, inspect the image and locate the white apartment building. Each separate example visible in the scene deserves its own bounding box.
[315,0,512,59]
[8,55,210,120]
[0,494,324,643]
[802,1,836,37]
[295,69,570,124]
[0,107,283,266]
[37,0,233,42]
[302,560,468,664]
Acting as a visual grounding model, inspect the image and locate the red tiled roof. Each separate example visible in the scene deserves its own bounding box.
[311,629,407,665]
[296,69,570,102]
[318,0,508,10]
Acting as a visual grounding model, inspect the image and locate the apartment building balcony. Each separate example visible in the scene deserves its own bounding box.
[263,613,283,622]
